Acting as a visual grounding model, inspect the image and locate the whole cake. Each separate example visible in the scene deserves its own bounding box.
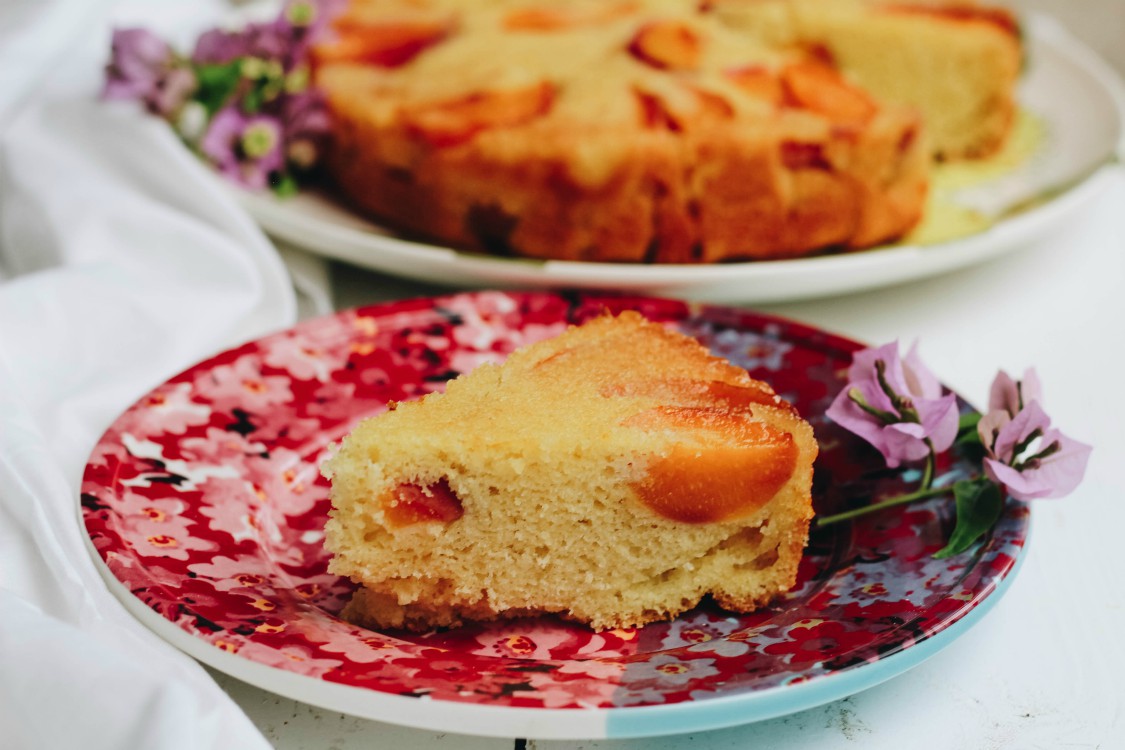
[321,312,818,632]
[312,0,1020,263]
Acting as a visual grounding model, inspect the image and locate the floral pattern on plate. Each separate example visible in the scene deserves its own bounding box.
[82,291,1027,710]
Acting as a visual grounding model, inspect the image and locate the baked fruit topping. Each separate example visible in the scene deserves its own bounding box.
[628,21,703,70]
[623,405,799,523]
[314,19,451,67]
[403,82,556,147]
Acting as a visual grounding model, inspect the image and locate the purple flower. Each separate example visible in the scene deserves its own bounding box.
[195,23,295,71]
[201,108,285,190]
[191,28,253,66]
[104,28,171,100]
[284,0,349,37]
[150,66,197,117]
[978,374,1091,501]
[192,1,343,72]
[281,90,332,169]
[827,341,959,468]
[104,28,196,116]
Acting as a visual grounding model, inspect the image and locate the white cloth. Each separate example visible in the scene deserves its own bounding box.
[0,1,311,748]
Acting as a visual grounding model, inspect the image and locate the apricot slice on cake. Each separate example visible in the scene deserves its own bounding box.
[725,65,785,105]
[313,20,451,67]
[405,82,557,146]
[503,3,640,31]
[628,21,702,71]
[623,405,799,524]
[781,61,877,123]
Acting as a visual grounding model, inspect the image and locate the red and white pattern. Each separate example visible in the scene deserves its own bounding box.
[82,291,1027,710]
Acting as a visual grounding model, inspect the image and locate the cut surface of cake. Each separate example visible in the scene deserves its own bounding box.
[311,0,1021,263]
[321,312,818,632]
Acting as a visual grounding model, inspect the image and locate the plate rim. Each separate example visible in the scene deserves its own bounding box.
[83,538,1028,739]
[79,291,1032,740]
[233,12,1125,303]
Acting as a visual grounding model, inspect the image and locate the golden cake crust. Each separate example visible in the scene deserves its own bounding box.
[321,312,818,632]
[314,0,938,263]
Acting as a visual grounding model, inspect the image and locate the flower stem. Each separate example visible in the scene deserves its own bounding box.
[815,484,953,527]
[921,444,935,491]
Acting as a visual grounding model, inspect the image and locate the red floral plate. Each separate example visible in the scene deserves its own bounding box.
[81,291,1028,739]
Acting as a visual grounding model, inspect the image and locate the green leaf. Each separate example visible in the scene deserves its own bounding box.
[934,478,1004,558]
[956,411,983,446]
[194,61,244,116]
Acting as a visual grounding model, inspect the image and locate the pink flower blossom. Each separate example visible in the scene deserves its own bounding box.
[103,28,196,116]
[192,0,344,72]
[989,367,1043,418]
[281,90,332,171]
[201,109,285,190]
[826,341,959,468]
[978,391,1091,501]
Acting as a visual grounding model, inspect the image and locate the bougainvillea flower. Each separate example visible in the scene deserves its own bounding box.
[192,0,343,73]
[988,367,1043,418]
[192,22,291,68]
[104,1,346,194]
[281,90,332,169]
[104,28,172,101]
[201,108,285,190]
[979,397,1091,501]
[826,341,959,467]
[104,28,197,116]
[285,0,349,37]
[148,65,197,117]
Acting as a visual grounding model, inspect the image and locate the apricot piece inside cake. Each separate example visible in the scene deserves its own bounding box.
[321,312,817,632]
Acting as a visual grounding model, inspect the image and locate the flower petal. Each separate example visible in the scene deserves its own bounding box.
[994,400,1052,464]
[988,370,1020,417]
[1019,433,1092,499]
[915,392,960,453]
[902,342,943,400]
[977,409,1011,454]
[989,367,1043,417]
[103,28,172,102]
[881,422,932,467]
[985,432,1092,501]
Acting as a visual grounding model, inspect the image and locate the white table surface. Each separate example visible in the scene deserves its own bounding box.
[205,163,1125,749]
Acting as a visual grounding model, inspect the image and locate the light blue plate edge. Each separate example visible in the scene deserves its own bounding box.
[606,542,1028,739]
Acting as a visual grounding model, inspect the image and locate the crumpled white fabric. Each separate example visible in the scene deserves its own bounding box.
[0,1,309,748]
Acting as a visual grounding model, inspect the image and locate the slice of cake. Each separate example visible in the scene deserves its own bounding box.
[321,312,818,632]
